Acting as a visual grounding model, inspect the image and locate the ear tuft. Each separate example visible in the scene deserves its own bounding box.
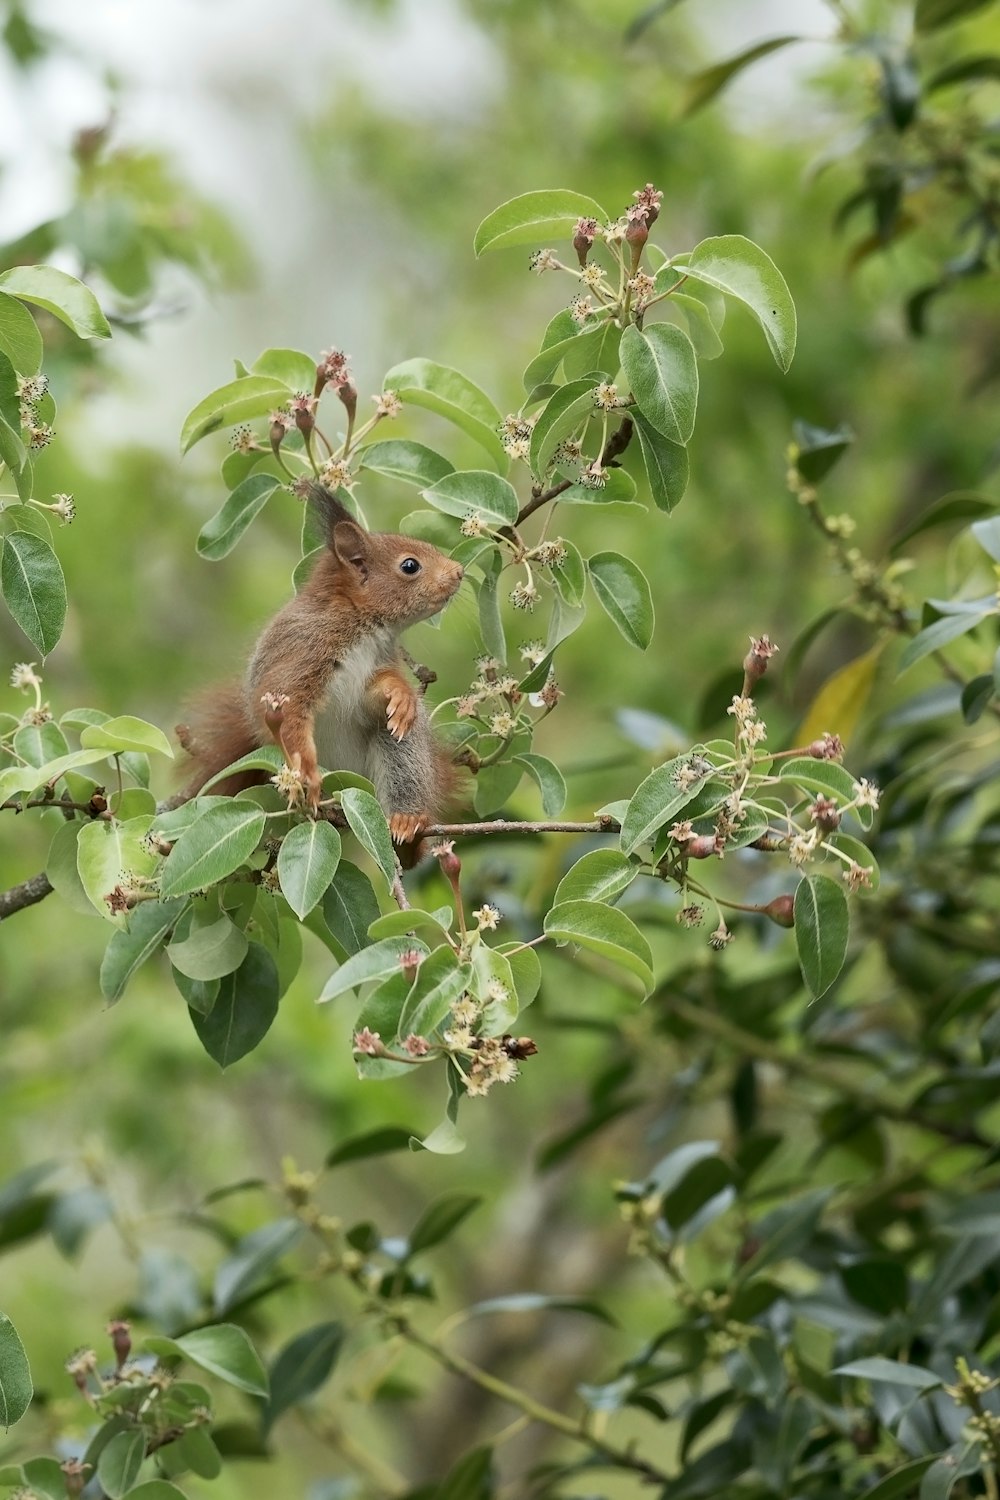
[333,519,372,569]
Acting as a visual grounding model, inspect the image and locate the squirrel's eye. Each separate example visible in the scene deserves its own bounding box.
[400,557,422,576]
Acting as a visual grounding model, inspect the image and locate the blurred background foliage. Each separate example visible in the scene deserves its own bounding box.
[1,1,999,1496]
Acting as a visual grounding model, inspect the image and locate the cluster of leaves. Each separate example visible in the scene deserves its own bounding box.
[631,0,1000,330]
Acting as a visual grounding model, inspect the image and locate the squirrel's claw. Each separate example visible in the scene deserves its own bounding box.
[389,811,428,844]
[385,683,418,740]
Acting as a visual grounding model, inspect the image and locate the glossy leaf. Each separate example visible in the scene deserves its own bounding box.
[530,379,598,475]
[383,358,507,471]
[473,189,607,254]
[795,645,883,748]
[250,346,316,389]
[190,943,280,1067]
[1,531,66,655]
[340,787,395,883]
[632,410,690,512]
[833,1357,940,1390]
[0,265,110,339]
[326,1126,417,1167]
[0,1313,31,1428]
[159,803,266,897]
[398,946,472,1039]
[683,234,797,371]
[359,438,454,488]
[544,899,654,995]
[97,1430,146,1499]
[515,752,567,815]
[277,819,342,919]
[422,469,518,527]
[197,473,281,560]
[77,816,157,922]
[898,609,991,673]
[588,550,654,649]
[181,375,292,453]
[322,862,381,955]
[145,1323,268,1397]
[620,323,698,444]
[263,1321,344,1432]
[100,898,188,1002]
[554,848,638,905]
[168,911,249,982]
[318,937,429,1004]
[620,754,714,855]
[80,715,174,759]
[794,875,850,1000]
[0,291,42,374]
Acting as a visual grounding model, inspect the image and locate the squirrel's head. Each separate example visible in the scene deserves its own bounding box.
[332,519,464,626]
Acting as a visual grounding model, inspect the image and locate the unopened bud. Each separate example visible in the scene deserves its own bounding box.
[743,633,779,685]
[809,795,841,833]
[762,893,795,928]
[107,1319,131,1368]
[503,1035,538,1059]
[261,691,289,739]
[686,834,723,859]
[291,395,315,438]
[808,733,844,761]
[573,216,597,267]
[270,418,288,453]
[433,839,461,881]
[337,380,357,422]
[61,1459,90,1497]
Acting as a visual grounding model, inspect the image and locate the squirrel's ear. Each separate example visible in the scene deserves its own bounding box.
[332,519,372,572]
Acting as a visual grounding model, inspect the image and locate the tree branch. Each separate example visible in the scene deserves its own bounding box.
[0,871,54,920]
[515,416,634,527]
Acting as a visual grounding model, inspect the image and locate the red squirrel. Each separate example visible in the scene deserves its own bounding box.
[180,484,464,842]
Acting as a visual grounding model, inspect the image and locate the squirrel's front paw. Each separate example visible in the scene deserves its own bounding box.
[299,759,322,813]
[389,811,429,844]
[384,681,419,741]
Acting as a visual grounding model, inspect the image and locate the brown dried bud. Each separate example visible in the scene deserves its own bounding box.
[337,380,358,421]
[808,733,844,762]
[432,839,461,881]
[270,418,288,452]
[503,1036,538,1059]
[88,791,108,816]
[762,893,795,928]
[290,394,316,438]
[261,691,290,739]
[573,216,597,267]
[743,633,779,685]
[104,885,136,915]
[686,833,724,859]
[107,1319,131,1368]
[809,795,841,833]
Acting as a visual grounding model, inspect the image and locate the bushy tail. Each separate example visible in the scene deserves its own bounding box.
[176,679,263,798]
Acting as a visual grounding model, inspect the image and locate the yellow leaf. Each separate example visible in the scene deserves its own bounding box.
[795,644,884,748]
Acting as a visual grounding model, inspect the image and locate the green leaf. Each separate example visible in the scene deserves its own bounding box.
[97,1429,146,1499]
[326,1126,417,1167]
[474,189,607,254]
[477,568,506,663]
[181,375,293,454]
[620,323,698,445]
[46,821,95,917]
[168,911,250,981]
[891,492,997,553]
[588,551,654,649]
[858,1459,937,1500]
[368,906,453,943]
[160,803,266,897]
[189,943,279,1067]
[358,438,455,488]
[77,816,157,922]
[673,292,725,358]
[530,379,598,475]
[0,265,110,340]
[145,1323,268,1397]
[411,1117,466,1155]
[460,1292,614,1325]
[682,235,797,372]
[319,937,429,1004]
[0,1312,31,1428]
[213,1217,302,1314]
[898,609,992,673]
[198,744,285,792]
[437,1446,495,1500]
[197,473,281,560]
[554,849,638,905]
[833,1357,941,1390]
[80,715,174,758]
[250,346,316,390]
[1,531,66,655]
[544,899,654,995]
[558,466,640,506]
[915,0,993,30]
[13,718,67,768]
[522,317,620,391]
[515,753,567,815]
[407,1192,482,1256]
[123,1486,188,1500]
[620,755,713,855]
[322,862,381,955]
[972,515,1000,561]
[340,787,396,883]
[631,411,689,512]
[100,898,188,1002]
[792,419,854,484]
[398,947,472,1039]
[0,290,42,373]
[926,53,1000,91]
[383,359,507,472]
[422,469,519,527]
[277,820,342,919]
[794,875,850,1000]
[680,36,804,116]
[263,1321,344,1433]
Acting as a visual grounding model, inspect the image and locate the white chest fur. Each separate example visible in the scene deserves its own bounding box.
[312,628,395,775]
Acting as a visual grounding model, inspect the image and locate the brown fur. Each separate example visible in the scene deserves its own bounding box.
[179,486,464,842]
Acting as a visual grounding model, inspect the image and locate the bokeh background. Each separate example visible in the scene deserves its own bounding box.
[2,1,999,1494]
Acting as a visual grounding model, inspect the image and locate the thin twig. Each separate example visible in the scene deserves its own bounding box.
[0,871,54,920]
[515,417,634,527]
